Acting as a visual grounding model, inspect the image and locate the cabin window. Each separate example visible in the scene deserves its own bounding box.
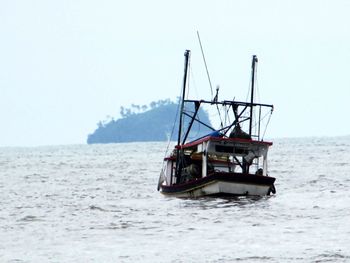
[215,145,248,155]
[215,145,234,153]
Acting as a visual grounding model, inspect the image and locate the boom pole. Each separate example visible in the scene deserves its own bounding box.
[249,55,258,137]
[175,50,191,184]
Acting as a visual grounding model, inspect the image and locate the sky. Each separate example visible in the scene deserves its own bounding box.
[0,0,349,146]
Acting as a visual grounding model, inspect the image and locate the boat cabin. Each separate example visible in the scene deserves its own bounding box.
[163,135,272,186]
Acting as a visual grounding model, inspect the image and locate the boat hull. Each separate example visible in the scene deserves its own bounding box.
[160,172,275,198]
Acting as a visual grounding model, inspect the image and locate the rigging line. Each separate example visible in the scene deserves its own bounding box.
[217,104,224,129]
[226,106,231,126]
[262,110,273,140]
[245,75,251,103]
[197,31,213,99]
[186,58,191,100]
[214,86,224,129]
[224,105,227,127]
[163,86,183,158]
[197,31,223,129]
[189,65,199,98]
[250,110,271,130]
[255,66,261,104]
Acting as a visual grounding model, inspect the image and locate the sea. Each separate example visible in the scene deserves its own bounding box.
[0,137,350,262]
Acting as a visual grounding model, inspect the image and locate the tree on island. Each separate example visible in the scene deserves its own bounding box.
[118,99,173,119]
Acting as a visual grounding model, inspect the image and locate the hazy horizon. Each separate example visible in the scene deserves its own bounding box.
[1,133,350,148]
[1,0,350,147]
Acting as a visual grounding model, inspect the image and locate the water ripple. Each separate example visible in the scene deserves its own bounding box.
[0,139,349,262]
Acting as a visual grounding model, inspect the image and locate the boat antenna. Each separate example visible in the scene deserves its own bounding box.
[213,85,219,103]
[197,31,214,99]
[249,55,258,137]
[175,50,191,184]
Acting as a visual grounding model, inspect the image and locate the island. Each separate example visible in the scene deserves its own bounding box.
[87,99,212,144]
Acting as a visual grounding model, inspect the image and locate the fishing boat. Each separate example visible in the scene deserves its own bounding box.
[157,50,275,197]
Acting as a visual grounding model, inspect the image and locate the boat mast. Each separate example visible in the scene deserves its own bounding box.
[249,55,258,137]
[175,50,190,184]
